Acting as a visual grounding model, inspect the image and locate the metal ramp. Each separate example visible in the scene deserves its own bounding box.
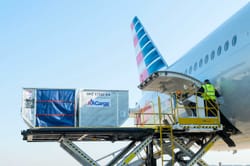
[135,71,236,165]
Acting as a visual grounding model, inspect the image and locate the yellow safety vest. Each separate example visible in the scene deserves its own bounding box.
[202,84,216,100]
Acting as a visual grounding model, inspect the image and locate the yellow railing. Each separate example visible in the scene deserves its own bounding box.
[175,91,221,126]
[133,92,221,166]
[135,112,173,127]
[134,91,221,127]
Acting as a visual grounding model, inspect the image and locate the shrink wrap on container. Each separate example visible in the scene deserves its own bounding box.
[22,88,76,127]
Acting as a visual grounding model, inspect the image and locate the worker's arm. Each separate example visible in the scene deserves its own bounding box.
[197,87,204,97]
[215,89,221,97]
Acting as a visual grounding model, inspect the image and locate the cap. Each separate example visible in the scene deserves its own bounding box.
[204,79,210,83]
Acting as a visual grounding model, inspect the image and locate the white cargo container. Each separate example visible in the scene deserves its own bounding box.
[78,89,129,127]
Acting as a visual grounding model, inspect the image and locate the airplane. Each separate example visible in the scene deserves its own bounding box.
[130,2,250,151]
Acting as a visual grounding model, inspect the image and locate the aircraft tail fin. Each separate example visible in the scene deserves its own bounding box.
[131,16,168,83]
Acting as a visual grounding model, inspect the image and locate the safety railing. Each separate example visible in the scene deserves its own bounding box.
[174,91,221,126]
[134,90,221,128]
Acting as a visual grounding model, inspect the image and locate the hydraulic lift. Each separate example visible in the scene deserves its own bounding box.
[21,127,156,166]
[21,71,239,166]
[135,71,238,166]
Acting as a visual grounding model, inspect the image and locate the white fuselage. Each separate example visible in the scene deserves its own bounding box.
[139,3,250,149]
[169,3,250,134]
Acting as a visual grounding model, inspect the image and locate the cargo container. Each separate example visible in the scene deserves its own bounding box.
[22,88,77,127]
[78,89,129,127]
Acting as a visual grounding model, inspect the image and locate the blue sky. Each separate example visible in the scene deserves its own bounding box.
[1,0,250,165]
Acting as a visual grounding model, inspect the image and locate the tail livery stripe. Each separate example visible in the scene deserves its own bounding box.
[134,23,142,32]
[148,58,166,74]
[140,69,149,83]
[136,52,143,66]
[137,29,145,39]
[131,16,168,83]
[133,36,139,47]
[139,35,150,50]
[144,50,158,65]
[130,23,134,30]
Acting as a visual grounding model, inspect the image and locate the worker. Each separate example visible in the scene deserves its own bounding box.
[176,90,197,117]
[197,79,221,117]
[176,90,183,100]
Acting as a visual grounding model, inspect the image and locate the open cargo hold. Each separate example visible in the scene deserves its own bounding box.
[78,89,129,127]
[22,88,76,127]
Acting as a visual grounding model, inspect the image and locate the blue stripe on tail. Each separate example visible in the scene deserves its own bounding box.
[131,16,168,83]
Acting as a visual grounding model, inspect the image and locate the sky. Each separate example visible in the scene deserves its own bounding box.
[0,0,250,165]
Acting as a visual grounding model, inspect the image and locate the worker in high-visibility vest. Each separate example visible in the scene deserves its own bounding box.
[197,79,221,117]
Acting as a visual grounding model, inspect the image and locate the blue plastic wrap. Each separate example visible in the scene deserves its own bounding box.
[36,89,75,127]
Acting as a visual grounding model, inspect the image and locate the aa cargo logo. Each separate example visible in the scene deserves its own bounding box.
[87,99,111,107]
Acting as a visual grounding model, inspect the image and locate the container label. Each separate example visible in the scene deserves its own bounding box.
[22,89,36,127]
[87,98,111,107]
